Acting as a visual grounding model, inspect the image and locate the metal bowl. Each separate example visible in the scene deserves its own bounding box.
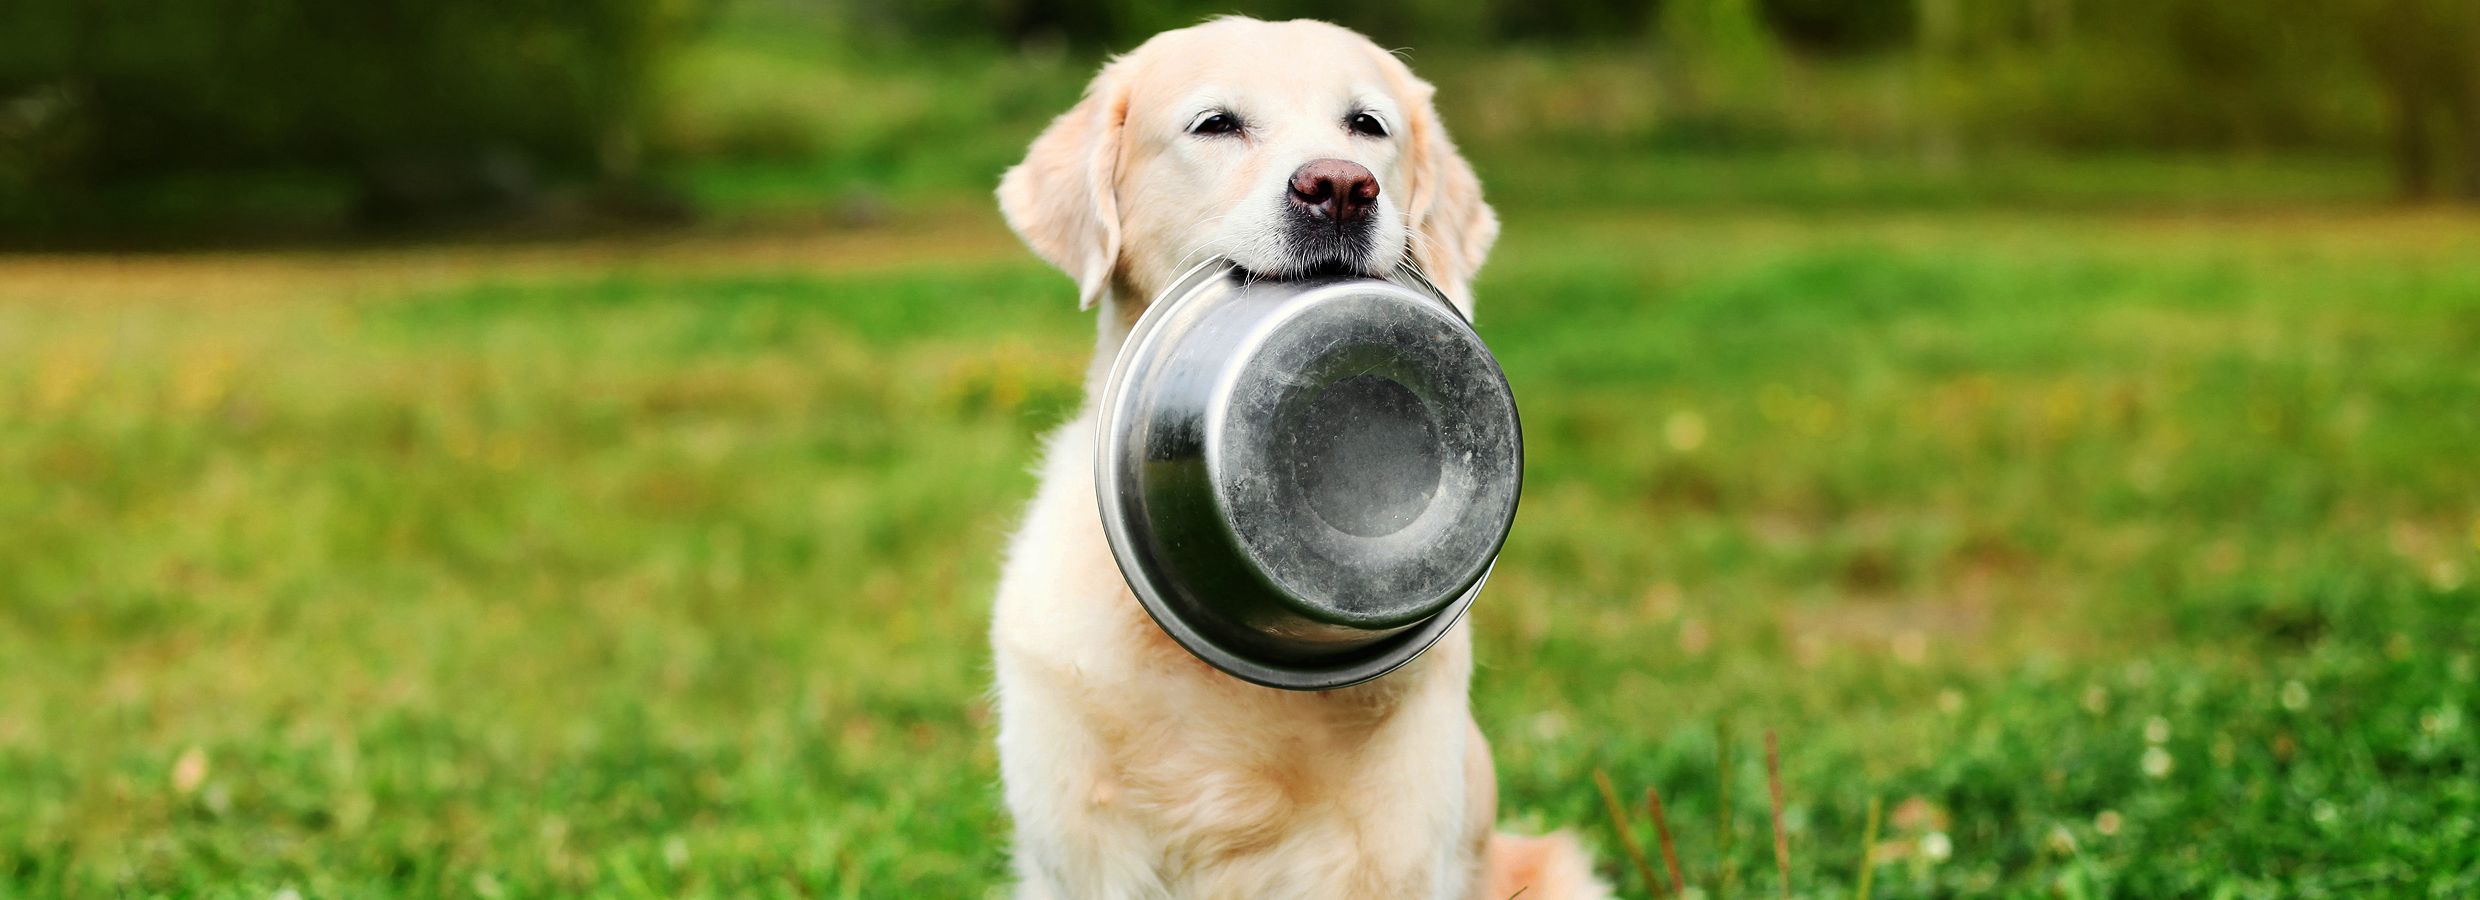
[1095,260,1523,690]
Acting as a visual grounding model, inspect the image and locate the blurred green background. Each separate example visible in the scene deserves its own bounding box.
[2,0,2477,896]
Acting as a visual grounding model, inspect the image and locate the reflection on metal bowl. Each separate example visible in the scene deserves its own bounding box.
[1095,260,1523,690]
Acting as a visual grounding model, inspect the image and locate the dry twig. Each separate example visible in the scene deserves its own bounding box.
[1645,785,1687,897]
[1593,768,1664,897]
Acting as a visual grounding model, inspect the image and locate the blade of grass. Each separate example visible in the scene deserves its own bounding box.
[1646,786,1687,897]
[1593,768,1664,897]
[1855,796,1883,900]
[1766,730,1790,900]
[1716,718,1735,899]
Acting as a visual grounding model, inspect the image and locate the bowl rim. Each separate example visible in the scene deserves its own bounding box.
[1093,258,1513,691]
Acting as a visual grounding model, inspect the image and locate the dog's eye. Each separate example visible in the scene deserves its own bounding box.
[1189,112,1242,137]
[1346,112,1389,138]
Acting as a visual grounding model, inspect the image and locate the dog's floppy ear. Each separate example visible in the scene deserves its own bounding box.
[1375,51,1498,314]
[999,61,1132,310]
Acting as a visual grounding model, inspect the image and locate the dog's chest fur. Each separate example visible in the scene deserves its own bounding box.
[991,410,1486,899]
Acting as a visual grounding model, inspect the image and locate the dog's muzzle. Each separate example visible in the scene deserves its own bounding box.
[1095,260,1523,690]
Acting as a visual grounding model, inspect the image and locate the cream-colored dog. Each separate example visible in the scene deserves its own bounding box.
[991,17,1606,899]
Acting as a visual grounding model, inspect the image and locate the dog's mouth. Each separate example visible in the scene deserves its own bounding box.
[1239,243,1384,282]
[1234,258,1366,282]
[1226,194,1399,281]
[1300,257,1362,279]
[1252,204,1381,279]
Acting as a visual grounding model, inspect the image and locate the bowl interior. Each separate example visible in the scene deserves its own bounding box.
[1095,263,1522,689]
[1211,288,1521,630]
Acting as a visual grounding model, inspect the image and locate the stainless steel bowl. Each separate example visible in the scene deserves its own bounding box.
[1095,260,1523,690]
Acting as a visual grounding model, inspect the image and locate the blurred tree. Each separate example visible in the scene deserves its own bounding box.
[1657,0,1785,122]
[1489,0,1656,45]
[2007,0,2476,201]
[2346,0,2480,200]
[1912,0,2384,160]
[852,0,1499,49]
[12,0,2475,232]
[0,0,708,226]
[1757,0,1912,57]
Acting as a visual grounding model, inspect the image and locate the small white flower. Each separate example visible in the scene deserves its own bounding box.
[1921,831,1953,862]
[2141,746,2174,779]
[2311,800,2338,825]
[2279,681,2311,711]
[2143,716,2171,744]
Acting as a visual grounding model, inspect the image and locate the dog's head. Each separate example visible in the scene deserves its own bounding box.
[1000,17,1497,317]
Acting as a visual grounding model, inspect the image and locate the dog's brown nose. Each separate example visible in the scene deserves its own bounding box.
[1288,159,1379,224]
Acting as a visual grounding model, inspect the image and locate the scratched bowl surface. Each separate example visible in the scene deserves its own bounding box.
[1096,261,1523,690]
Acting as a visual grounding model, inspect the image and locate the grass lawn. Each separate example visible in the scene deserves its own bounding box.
[3,183,2477,896]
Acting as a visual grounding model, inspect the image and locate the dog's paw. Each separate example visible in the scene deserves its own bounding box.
[1483,831,1612,900]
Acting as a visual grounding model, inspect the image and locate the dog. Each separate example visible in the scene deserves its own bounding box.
[990,17,1607,899]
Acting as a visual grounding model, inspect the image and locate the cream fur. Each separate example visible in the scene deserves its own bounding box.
[992,17,1604,899]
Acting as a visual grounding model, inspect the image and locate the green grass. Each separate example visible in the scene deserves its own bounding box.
[4,194,2476,897]
[7,3,2475,896]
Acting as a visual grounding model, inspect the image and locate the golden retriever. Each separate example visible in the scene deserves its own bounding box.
[991,17,1606,899]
